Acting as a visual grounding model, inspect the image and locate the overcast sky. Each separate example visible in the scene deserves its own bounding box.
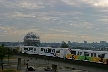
[0,0,108,43]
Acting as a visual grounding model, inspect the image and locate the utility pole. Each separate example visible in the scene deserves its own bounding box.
[17,58,21,70]
[2,63,4,70]
[24,58,25,65]
[8,48,9,65]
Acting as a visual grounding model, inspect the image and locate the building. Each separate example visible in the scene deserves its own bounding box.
[24,32,40,47]
[84,40,87,45]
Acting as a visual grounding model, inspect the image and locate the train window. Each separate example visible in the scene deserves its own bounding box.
[52,49,55,53]
[102,54,105,58]
[91,53,96,57]
[45,49,47,52]
[41,48,43,51]
[34,48,36,51]
[107,48,108,51]
[43,49,47,52]
[94,53,96,57]
[72,51,76,54]
[77,52,79,55]
[91,53,93,57]
[29,47,33,50]
[98,54,105,58]
[44,49,45,52]
[98,55,101,58]
[56,50,60,53]
[24,48,27,50]
[84,52,89,56]
[48,49,51,52]
[80,52,82,55]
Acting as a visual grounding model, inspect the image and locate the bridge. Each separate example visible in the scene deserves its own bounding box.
[16,53,108,72]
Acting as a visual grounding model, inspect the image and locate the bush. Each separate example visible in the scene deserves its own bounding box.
[0,69,19,72]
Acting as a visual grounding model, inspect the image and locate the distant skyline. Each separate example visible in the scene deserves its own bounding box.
[0,0,108,42]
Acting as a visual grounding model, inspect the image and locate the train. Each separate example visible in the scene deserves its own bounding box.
[19,46,108,65]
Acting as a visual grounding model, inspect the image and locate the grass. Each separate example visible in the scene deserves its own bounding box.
[4,55,17,59]
[0,69,19,72]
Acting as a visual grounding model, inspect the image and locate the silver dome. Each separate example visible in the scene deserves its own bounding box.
[24,32,40,40]
[24,32,40,46]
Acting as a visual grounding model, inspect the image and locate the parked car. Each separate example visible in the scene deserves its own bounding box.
[28,66,35,71]
[44,67,52,71]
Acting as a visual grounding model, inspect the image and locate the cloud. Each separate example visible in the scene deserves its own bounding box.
[61,0,108,8]
[40,33,99,42]
[49,28,70,33]
[0,0,108,42]
[11,12,36,18]
[0,0,45,9]
[70,22,93,29]
[82,0,108,7]
[0,25,39,36]
[97,19,108,24]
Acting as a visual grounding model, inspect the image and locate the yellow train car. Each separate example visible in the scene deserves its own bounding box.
[66,49,80,60]
[66,54,72,59]
[91,51,108,64]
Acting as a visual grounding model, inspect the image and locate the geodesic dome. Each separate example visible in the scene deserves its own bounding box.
[24,32,40,47]
[24,32,40,40]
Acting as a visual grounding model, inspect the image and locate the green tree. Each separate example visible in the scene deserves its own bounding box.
[12,48,18,53]
[0,44,8,65]
[60,42,69,48]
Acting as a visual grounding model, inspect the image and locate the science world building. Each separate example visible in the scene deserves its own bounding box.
[23,32,40,47]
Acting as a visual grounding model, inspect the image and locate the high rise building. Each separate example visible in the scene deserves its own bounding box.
[68,41,71,45]
[100,41,106,46]
[84,40,87,45]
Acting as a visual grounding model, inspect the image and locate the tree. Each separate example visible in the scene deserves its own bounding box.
[13,48,18,53]
[60,42,69,48]
[0,44,8,65]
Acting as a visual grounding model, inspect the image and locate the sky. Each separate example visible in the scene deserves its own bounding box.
[0,0,108,43]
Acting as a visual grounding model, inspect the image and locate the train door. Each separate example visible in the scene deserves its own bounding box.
[105,53,108,64]
[51,48,56,57]
[71,50,77,60]
[66,48,72,59]
[77,50,84,61]
[60,49,65,58]
[33,47,38,54]
[36,47,39,54]
[47,48,52,56]
[74,49,80,60]
[43,48,48,56]
[56,49,60,58]
[39,47,44,55]
[91,51,97,62]
[71,49,80,60]
[97,51,107,64]
[83,50,91,61]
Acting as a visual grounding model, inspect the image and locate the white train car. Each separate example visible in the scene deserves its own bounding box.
[56,48,72,58]
[38,47,72,58]
[20,45,72,59]
[38,47,52,56]
[19,46,39,54]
